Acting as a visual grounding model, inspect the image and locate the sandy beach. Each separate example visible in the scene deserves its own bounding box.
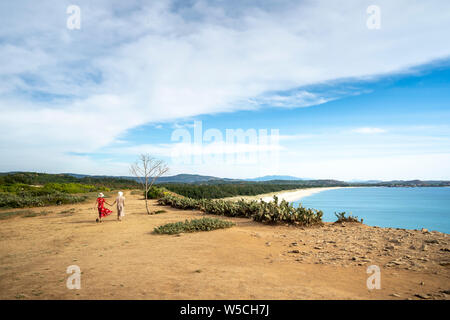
[224,186,351,203]
[0,190,448,300]
[260,187,350,203]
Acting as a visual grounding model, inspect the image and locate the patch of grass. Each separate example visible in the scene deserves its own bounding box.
[334,212,361,223]
[59,208,76,214]
[0,209,34,220]
[32,290,43,297]
[0,192,88,209]
[153,210,166,214]
[22,210,51,218]
[153,217,234,235]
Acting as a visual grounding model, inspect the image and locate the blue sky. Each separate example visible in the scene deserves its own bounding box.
[97,60,450,179]
[1,0,450,180]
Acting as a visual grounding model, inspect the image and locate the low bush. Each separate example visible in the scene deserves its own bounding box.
[334,212,361,223]
[153,217,234,235]
[158,194,200,210]
[0,182,108,196]
[157,194,323,226]
[252,196,323,226]
[0,192,88,208]
[147,186,169,199]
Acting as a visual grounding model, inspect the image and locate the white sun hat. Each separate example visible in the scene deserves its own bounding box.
[118,191,123,196]
[98,192,104,197]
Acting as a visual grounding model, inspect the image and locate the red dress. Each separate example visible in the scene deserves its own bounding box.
[97,197,112,217]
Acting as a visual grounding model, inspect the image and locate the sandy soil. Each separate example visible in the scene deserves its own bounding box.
[0,190,449,300]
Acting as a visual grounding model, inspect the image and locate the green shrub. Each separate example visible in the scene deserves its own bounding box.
[158,194,201,210]
[0,192,88,208]
[157,194,323,226]
[334,212,361,223]
[147,186,168,199]
[0,172,140,189]
[42,183,107,194]
[252,196,323,226]
[153,217,234,235]
[0,183,35,193]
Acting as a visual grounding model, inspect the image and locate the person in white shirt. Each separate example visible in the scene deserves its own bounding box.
[110,191,125,221]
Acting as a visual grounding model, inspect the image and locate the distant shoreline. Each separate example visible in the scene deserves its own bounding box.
[224,186,356,202]
[225,185,450,203]
[260,186,355,203]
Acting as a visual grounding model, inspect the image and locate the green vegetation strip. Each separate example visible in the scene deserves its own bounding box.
[0,192,88,208]
[0,172,141,209]
[157,183,333,199]
[0,172,139,189]
[153,217,234,235]
[158,194,323,226]
[0,172,140,209]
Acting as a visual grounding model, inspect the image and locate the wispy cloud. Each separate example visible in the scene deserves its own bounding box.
[248,91,334,108]
[102,141,284,158]
[1,0,450,174]
[352,127,387,134]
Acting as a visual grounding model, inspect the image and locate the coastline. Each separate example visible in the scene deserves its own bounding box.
[224,186,354,203]
[260,186,353,203]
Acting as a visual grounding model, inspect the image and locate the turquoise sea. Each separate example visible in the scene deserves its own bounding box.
[292,187,450,234]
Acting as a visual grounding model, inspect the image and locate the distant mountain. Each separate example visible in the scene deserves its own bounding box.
[64,173,237,184]
[156,174,238,183]
[246,175,308,181]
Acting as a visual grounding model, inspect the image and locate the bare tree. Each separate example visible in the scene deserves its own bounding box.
[130,154,169,214]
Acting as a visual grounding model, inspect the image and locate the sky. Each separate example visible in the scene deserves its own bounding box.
[1,0,450,180]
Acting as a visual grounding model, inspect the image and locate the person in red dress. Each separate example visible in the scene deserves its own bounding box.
[94,193,113,223]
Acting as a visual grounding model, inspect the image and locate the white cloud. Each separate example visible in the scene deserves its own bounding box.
[352,127,387,134]
[1,0,450,174]
[248,91,334,108]
[102,140,284,158]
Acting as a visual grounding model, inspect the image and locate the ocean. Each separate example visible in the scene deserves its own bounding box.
[292,187,450,234]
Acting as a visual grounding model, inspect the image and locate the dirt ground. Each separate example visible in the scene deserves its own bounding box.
[0,191,449,300]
